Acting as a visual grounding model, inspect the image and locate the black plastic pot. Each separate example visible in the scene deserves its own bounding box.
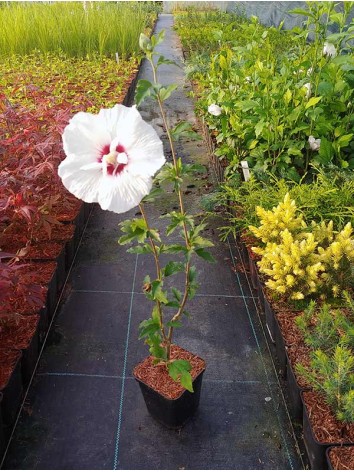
[273,312,287,378]
[64,237,76,272]
[37,305,49,347]
[263,291,276,344]
[20,316,40,388]
[239,242,250,271]
[301,392,353,470]
[247,251,259,291]
[0,350,23,443]
[326,447,335,470]
[135,367,205,429]
[0,392,4,460]
[46,262,58,321]
[56,246,67,293]
[285,351,309,422]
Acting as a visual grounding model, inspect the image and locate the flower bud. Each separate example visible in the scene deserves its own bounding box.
[208,104,222,116]
[308,135,321,151]
[323,42,337,58]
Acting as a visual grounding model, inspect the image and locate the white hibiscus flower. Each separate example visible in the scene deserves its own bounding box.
[308,135,321,151]
[58,104,165,213]
[208,104,222,116]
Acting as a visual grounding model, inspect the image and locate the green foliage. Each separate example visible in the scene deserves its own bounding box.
[168,359,193,392]
[295,301,352,352]
[297,345,354,423]
[296,295,354,422]
[0,1,159,58]
[175,3,354,181]
[0,52,139,114]
[218,171,354,238]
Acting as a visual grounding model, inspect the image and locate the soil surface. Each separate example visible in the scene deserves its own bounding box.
[328,446,354,470]
[303,391,354,444]
[133,345,206,400]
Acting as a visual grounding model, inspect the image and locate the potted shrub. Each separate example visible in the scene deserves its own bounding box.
[296,296,354,469]
[57,31,213,428]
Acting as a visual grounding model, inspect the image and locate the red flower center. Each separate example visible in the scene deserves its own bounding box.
[99,143,128,176]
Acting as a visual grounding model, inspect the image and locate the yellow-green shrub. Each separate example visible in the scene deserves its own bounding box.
[250,195,354,300]
[256,230,324,300]
[249,193,306,245]
[319,223,354,298]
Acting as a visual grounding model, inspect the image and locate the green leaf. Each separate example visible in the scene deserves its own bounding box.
[305,96,322,109]
[157,55,179,68]
[317,137,333,164]
[283,89,292,105]
[168,359,193,392]
[287,147,303,157]
[160,244,188,254]
[159,84,178,101]
[241,100,260,112]
[147,229,161,242]
[195,248,216,263]
[171,121,201,141]
[138,318,160,339]
[255,120,265,138]
[139,33,152,52]
[127,244,153,255]
[135,79,155,106]
[166,320,182,328]
[219,54,228,71]
[142,187,163,203]
[150,280,169,304]
[151,30,165,48]
[149,342,167,360]
[288,8,314,17]
[337,134,353,148]
[188,266,197,283]
[171,287,182,302]
[164,261,185,277]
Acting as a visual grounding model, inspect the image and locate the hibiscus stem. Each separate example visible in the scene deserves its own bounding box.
[166,259,191,359]
[150,58,190,249]
[139,202,167,341]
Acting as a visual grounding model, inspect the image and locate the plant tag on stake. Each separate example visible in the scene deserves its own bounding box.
[240,160,250,181]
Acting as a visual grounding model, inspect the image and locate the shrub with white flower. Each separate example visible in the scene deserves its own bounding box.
[208,104,222,116]
[323,42,337,58]
[308,135,321,151]
[59,30,214,393]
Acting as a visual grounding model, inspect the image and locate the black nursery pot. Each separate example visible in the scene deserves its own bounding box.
[135,368,205,429]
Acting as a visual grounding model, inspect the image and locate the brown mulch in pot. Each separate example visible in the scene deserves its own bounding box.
[303,390,354,444]
[328,446,354,470]
[133,345,206,401]
[275,310,311,389]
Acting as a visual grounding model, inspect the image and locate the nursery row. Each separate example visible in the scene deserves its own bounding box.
[0,7,158,458]
[175,3,354,469]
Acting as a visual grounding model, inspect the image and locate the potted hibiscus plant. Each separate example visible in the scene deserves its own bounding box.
[58,30,214,428]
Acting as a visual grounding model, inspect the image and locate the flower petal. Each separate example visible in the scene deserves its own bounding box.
[58,157,101,202]
[97,172,152,213]
[63,111,111,161]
